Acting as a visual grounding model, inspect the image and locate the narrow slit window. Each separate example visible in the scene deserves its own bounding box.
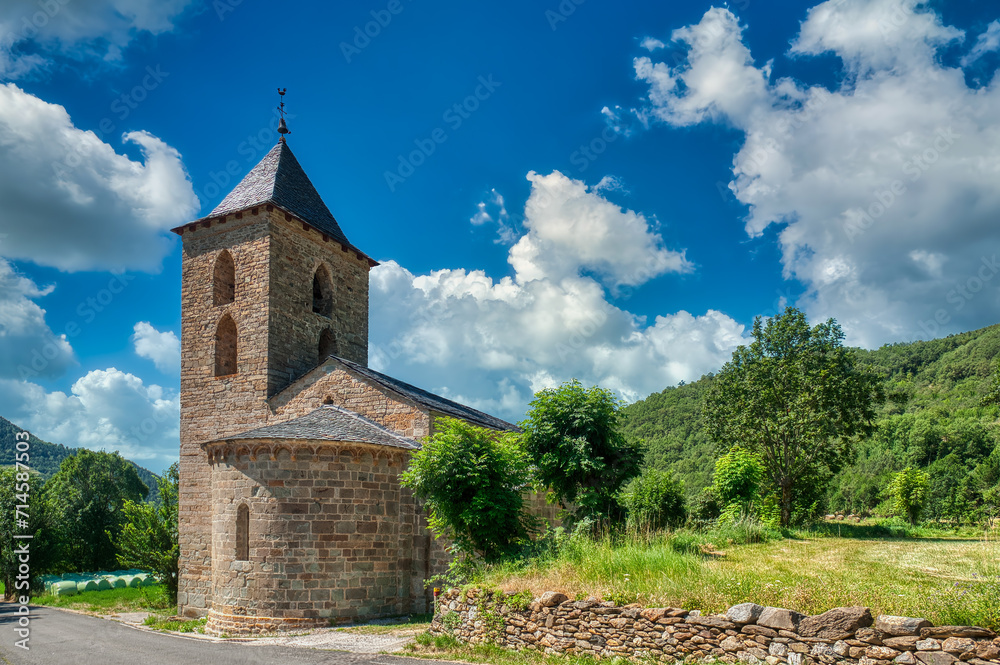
[213,250,236,306]
[236,503,249,561]
[215,314,238,376]
[312,264,333,317]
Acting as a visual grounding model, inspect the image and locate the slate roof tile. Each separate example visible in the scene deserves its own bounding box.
[176,140,365,257]
[330,356,519,432]
[223,404,420,450]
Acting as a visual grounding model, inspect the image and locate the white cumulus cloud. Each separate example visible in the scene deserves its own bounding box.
[509,171,692,288]
[0,368,179,470]
[963,19,1000,66]
[0,258,75,380]
[470,188,518,244]
[369,170,744,422]
[0,0,196,78]
[0,84,199,272]
[627,1,1000,346]
[131,322,180,373]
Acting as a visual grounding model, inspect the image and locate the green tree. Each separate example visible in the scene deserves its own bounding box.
[968,447,1000,522]
[0,468,59,599]
[521,380,642,525]
[712,448,764,509]
[704,307,885,526]
[887,466,930,524]
[690,486,722,521]
[980,359,1000,407]
[46,450,148,572]
[401,418,534,562]
[619,469,687,532]
[110,463,179,600]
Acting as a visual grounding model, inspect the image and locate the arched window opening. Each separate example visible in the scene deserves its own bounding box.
[215,314,238,377]
[236,503,249,561]
[312,264,333,317]
[322,395,334,405]
[213,250,236,307]
[318,328,338,361]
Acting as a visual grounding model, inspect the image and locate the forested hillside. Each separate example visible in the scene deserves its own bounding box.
[0,416,161,503]
[621,324,1000,521]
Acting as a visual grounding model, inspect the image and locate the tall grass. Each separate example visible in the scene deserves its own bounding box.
[478,520,1000,630]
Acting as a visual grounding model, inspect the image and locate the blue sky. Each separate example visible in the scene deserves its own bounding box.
[2,0,1000,472]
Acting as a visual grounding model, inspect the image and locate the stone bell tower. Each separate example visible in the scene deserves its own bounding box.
[170,132,377,617]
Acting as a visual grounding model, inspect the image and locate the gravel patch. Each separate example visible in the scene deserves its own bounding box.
[114,612,150,626]
[253,628,415,653]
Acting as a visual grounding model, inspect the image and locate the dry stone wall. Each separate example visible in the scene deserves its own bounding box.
[433,588,1000,665]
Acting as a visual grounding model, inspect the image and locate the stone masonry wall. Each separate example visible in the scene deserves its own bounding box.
[177,206,374,619]
[271,364,432,440]
[266,215,370,397]
[205,442,424,634]
[433,589,1000,665]
[177,210,274,617]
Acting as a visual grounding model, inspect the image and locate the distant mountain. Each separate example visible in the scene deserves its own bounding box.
[0,416,161,504]
[620,324,1000,520]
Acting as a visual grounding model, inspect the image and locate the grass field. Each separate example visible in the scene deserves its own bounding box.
[32,585,173,614]
[476,520,1000,630]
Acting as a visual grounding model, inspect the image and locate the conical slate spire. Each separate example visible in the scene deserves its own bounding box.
[206,141,355,251]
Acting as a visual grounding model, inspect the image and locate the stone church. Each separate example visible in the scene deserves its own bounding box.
[171,135,530,635]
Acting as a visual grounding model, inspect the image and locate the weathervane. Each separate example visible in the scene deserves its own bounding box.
[277,88,290,141]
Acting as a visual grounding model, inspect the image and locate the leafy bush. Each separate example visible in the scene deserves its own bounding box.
[713,448,763,509]
[690,487,722,522]
[521,380,642,526]
[402,418,535,562]
[886,467,930,525]
[619,468,687,532]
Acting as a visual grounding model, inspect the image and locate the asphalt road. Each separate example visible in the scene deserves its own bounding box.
[0,604,436,665]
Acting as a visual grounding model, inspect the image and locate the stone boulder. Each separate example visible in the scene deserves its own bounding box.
[883,636,920,650]
[688,614,737,630]
[639,607,669,623]
[721,636,743,651]
[920,627,997,640]
[621,606,641,619]
[758,606,806,631]
[940,637,977,656]
[867,646,901,660]
[915,652,958,665]
[537,591,568,607]
[799,606,874,640]
[728,603,765,625]
[857,627,884,644]
[877,615,933,637]
[976,643,1000,660]
[743,624,779,638]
